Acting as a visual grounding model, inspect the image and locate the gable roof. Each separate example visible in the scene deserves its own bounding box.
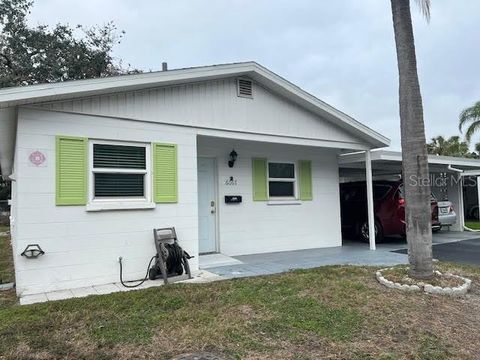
[0,61,390,148]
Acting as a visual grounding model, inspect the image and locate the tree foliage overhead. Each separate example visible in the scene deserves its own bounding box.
[426,135,479,158]
[0,0,139,88]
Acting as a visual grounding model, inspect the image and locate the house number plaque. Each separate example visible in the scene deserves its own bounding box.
[225,176,237,186]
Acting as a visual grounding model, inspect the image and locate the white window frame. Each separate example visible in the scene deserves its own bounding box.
[267,161,297,200]
[86,139,154,212]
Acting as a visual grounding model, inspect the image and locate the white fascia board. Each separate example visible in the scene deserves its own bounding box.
[426,155,480,168]
[197,128,370,151]
[339,149,386,164]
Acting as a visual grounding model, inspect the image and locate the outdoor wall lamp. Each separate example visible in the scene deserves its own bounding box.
[228,149,238,168]
[21,244,45,259]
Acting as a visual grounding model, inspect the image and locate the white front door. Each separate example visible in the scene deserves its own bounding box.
[198,157,217,253]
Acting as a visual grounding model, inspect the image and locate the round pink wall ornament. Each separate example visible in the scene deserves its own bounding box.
[29,151,46,166]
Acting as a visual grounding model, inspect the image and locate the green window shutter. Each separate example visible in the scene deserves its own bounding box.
[298,160,313,201]
[56,136,88,205]
[252,158,268,201]
[153,143,178,203]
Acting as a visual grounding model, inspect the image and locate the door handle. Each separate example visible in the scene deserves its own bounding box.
[210,201,216,214]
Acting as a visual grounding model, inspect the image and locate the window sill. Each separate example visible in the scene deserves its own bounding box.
[86,202,156,212]
[267,200,302,206]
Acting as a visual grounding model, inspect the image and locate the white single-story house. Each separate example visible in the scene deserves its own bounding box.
[0,62,390,297]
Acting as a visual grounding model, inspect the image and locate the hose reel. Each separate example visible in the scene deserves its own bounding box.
[119,227,193,288]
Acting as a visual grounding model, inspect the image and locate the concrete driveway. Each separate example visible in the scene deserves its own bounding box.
[393,232,480,266]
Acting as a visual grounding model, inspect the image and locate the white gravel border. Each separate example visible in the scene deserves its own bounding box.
[376,268,472,296]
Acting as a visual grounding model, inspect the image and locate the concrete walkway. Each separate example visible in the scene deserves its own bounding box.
[19,270,222,305]
[201,230,480,279]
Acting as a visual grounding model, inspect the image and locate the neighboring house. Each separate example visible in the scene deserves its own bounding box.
[0,62,389,297]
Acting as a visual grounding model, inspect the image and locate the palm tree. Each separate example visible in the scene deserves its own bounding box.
[459,101,480,142]
[427,135,470,157]
[390,0,433,279]
[426,135,447,155]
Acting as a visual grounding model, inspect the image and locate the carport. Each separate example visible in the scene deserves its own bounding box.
[339,150,480,247]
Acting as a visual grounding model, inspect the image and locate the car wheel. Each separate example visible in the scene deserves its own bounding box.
[358,219,384,243]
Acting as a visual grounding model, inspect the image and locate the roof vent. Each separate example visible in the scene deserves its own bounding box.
[237,78,253,98]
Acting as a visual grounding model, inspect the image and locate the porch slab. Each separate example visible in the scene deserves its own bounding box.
[202,231,478,279]
[203,244,409,279]
[199,253,243,269]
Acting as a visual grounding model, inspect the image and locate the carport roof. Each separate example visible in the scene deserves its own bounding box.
[339,149,480,176]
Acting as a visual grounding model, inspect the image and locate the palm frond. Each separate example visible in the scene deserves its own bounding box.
[475,142,480,154]
[414,0,431,22]
[465,120,480,143]
[459,101,480,133]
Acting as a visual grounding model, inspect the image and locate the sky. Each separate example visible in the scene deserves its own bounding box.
[27,0,480,150]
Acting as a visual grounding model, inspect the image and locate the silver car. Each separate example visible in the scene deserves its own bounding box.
[437,201,457,228]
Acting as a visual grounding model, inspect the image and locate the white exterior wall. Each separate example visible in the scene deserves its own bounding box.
[198,137,342,255]
[13,108,199,296]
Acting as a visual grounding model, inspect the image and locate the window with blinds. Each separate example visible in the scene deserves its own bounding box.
[93,144,146,169]
[92,143,148,199]
[268,162,296,198]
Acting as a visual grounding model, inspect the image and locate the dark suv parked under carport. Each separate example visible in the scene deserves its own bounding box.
[340,180,440,242]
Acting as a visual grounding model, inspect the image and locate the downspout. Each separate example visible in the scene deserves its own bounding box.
[0,108,17,180]
[447,164,463,173]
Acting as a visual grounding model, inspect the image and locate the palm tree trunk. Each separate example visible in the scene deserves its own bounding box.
[391,0,433,279]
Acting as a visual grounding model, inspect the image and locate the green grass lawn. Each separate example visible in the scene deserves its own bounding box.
[0,227,14,284]
[465,221,480,230]
[0,263,479,359]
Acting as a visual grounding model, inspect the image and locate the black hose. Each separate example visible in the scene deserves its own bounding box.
[118,255,156,288]
[164,243,185,275]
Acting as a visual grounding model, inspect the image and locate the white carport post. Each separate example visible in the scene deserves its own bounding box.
[365,150,376,250]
